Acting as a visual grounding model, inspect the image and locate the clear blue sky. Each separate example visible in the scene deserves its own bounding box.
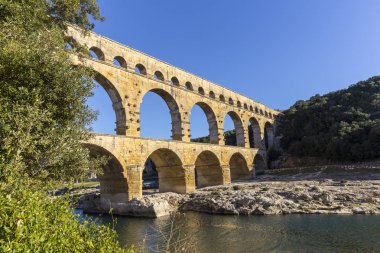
[87,0,380,139]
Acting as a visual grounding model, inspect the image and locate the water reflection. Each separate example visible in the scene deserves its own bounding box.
[76,210,380,252]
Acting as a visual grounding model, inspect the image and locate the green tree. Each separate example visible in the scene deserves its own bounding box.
[0,1,133,251]
[277,76,380,161]
[0,0,102,182]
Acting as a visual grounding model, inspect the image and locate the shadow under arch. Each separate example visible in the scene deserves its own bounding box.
[190,102,219,144]
[94,72,126,135]
[194,150,224,188]
[84,143,128,202]
[140,88,183,140]
[146,148,188,193]
[224,111,245,147]
[253,153,267,176]
[248,117,261,148]
[229,153,251,181]
[264,122,274,150]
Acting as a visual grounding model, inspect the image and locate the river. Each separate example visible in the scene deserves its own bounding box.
[76,210,380,252]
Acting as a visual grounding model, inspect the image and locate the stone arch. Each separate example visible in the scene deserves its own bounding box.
[135,64,147,75]
[248,117,261,148]
[253,153,267,175]
[89,46,105,61]
[237,101,242,108]
[260,109,264,115]
[185,81,193,91]
[255,107,259,114]
[229,153,250,181]
[219,94,225,102]
[228,97,234,105]
[209,91,215,99]
[140,88,182,140]
[171,76,180,86]
[113,56,127,68]
[190,102,219,144]
[244,103,248,110]
[194,151,224,188]
[224,111,245,147]
[94,72,126,135]
[198,87,205,95]
[146,148,188,193]
[154,71,165,81]
[264,122,274,150]
[249,105,253,111]
[84,143,128,202]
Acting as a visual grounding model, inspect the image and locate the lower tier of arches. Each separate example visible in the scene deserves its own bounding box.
[87,134,267,203]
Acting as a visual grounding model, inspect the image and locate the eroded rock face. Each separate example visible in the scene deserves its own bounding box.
[80,192,187,217]
[78,179,380,217]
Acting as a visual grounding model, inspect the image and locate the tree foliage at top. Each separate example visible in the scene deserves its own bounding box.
[277,76,380,161]
[0,0,103,183]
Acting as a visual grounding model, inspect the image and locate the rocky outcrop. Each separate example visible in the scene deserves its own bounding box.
[79,192,187,217]
[77,178,380,217]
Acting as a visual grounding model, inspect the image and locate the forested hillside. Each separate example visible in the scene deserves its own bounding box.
[277,76,380,161]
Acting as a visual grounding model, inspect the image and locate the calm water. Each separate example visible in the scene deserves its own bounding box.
[76,210,380,252]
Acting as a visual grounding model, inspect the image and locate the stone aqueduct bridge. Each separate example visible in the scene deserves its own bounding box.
[67,26,279,203]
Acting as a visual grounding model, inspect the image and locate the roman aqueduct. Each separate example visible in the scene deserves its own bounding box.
[66,25,279,203]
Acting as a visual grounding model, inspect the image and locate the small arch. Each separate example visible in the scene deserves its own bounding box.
[260,109,264,115]
[237,101,242,108]
[171,77,180,86]
[135,64,147,75]
[228,98,234,105]
[253,154,267,176]
[229,153,250,181]
[185,82,193,91]
[154,71,165,81]
[224,111,245,147]
[113,56,127,68]
[209,91,216,99]
[146,148,187,193]
[269,113,273,118]
[198,87,205,95]
[65,42,74,50]
[249,105,253,111]
[219,94,225,102]
[195,151,224,188]
[255,107,259,114]
[89,47,105,61]
[244,103,248,110]
[264,122,274,150]
[265,111,269,117]
[64,36,78,50]
[248,117,261,148]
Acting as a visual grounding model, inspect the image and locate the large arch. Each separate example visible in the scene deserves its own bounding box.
[224,111,245,147]
[84,143,128,202]
[190,102,219,144]
[229,153,250,181]
[253,153,267,176]
[248,117,261,148]
[94,72,127,135]
[194,151,224,188]
[140,88,182,140]
[264,122,274,150]
[146,148,188,193]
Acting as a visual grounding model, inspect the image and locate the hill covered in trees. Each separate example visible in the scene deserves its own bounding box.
[276,76,380,162]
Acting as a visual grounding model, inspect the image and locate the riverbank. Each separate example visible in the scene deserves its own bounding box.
[73,166,380,217]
